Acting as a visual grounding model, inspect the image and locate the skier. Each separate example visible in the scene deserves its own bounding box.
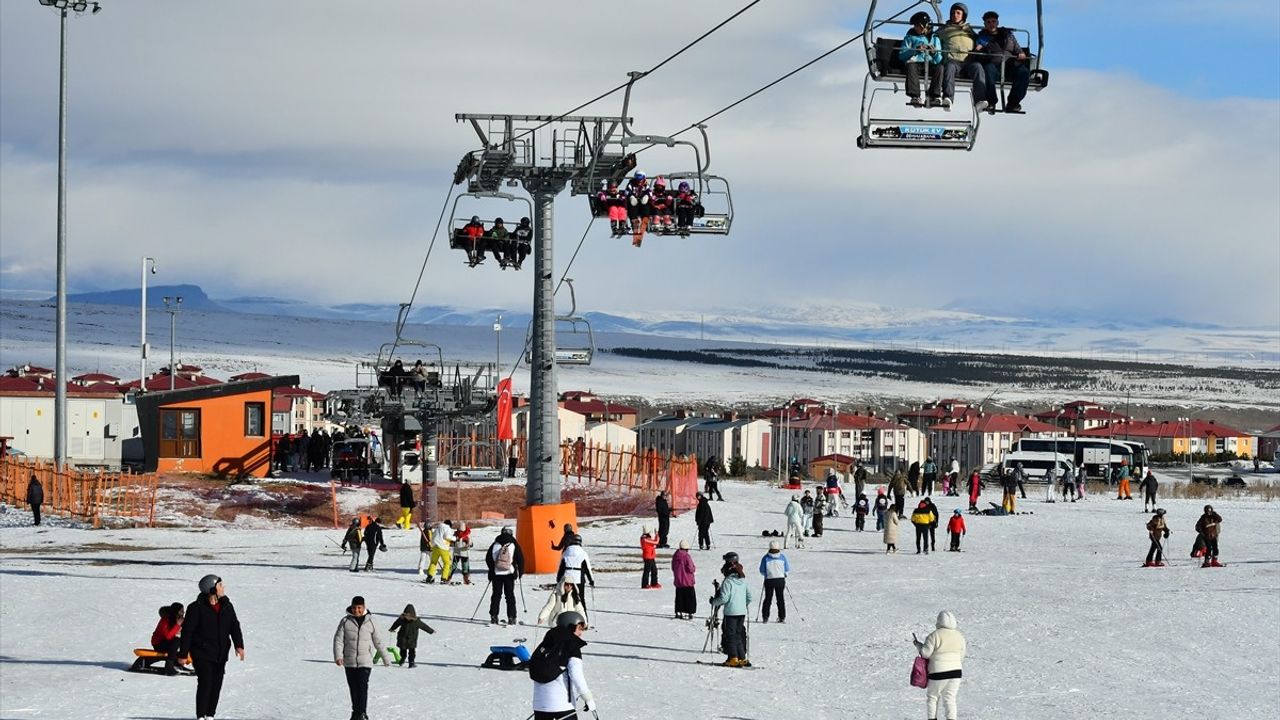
[910,500,936,555]
[1002,467,1020,513]
[671,539,698,619]
[799,490,815,536]
[924,496,941,551]
[396,480,414,530]
[487,527,525,625]
[874,487,889,531]
[423,520,455,584]
[853,492,870,531]
[537,580,587,628]
[758,541,790,623]
[811,489,826,537]
[449,522,473,584]
[913,610,967,720]
[333,595,391,720]
[695,492,715,550]
[1195,505,1224,567]
[150,602,188,674]
[922,457,938,496]
[556,533,594,613]
[947,509,966,551]
[883,505,900,553]
[1143,508,1169,567]
[182,575,245,720]
[967,469,982,512]
[709,554,753,667]
[1115,459,1133,500]
[341,517,363,573]
[948,457,961,496]
[640,527,661,589]
[25,474,42,526]
[825,469,846,515]
[388,603,435,667]
[783,496,805,549]
[361,517,387,572]
[1139,470,1159,512]
[530,611,595,719]
[655,490,672,548]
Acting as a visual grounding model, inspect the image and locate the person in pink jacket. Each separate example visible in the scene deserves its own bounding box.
[670,539,698,619]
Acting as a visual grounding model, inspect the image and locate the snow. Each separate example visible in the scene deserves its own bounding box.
[2,479,1278,719]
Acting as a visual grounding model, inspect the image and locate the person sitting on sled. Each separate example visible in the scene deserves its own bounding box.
[151,602,189,675]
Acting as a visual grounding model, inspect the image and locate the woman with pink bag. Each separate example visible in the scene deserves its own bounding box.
[913,609,967,720]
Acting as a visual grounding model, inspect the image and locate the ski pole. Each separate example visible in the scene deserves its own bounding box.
[756,583,765,622]
[468,579,492,621]
[784,583,805,622]
[518,574,527,613]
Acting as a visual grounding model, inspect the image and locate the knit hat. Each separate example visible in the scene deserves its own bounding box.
[1155,508,1166,515]
[198,574,221,596]
[351,595,366,607]
[679,539,689,550]
[501,526,513,536]
[768,541,781,552]
[953,508,962,515]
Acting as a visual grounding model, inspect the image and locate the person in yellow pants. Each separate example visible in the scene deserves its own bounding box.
[424,520,456,584]
[397,482,415,529]
[1115,461,1132,500]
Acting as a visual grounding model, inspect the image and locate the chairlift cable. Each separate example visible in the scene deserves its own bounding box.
[390,183,457,360]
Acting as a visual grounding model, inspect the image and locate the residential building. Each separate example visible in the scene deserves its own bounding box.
[767,403,922,472]
[1032,400,1128,433]
[928,414,1067,470]
[1079,419,1256,458]
[273,385,328,434]
[559,390,639,428]
[582,421,638,450]
[634,411,706,455]
[683,414,773,468]
[897,399,975,430]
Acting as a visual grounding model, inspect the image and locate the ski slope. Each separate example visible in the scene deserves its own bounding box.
[1,480,1277,719]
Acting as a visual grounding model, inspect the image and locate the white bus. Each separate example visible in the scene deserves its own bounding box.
[1009,438,1148,478]
[997,451,1075,483]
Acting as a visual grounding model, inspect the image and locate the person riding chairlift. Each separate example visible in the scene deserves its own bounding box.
[460,216,486,266]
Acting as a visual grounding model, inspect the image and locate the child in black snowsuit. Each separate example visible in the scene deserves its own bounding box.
[854,493,870,531]
[389,603,435,668]
[811,492,825,537]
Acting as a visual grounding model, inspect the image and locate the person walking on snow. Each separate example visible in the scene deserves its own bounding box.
[824,470,845,515]
[811,489,826,537]
[1139,470,1159,512]
[695,493,715,550]
[1061,465,1076,502]
[874,487,889,531]
[704,457,725,501]
[449,522,473,584]
[388,603,435,667]
[530,611,596,719]
[396,480,414,529]
[911,501,936,554]
[947,509,966,551]
[671,539,698,619]
[1195,505,1224,567]
[1075,465,1087,500]
[333,595,390,720]
[423,520,455,584]
[25,474,43,526]
[362,517,387,572]
[1116,459,1133,500]
[1143,508,1169,567]
[655,491,672,548]
[967,469,982,512]
[182,575,245,720]
[416,522,432,578]
[914,610,967,720]
[907,461,922,497]
[883,505,900,553]
[948,457,961,496]
[924,496,941,551]
[799,490,815,535]
[537,580,587,628]
[556,534,595,614]
[640,527,661,588]
[783,496,806,549]
[758,541,790,623]
[854,460,869,499]
[890,468,908,518]
[854,493,870,531]
[341,518,363,572]
[922,457,938,496]
[487,527,525,625]
[710,555,753,667]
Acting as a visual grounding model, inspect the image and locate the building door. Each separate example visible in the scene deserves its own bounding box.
[159,408,201,458]
[68,400,107,461]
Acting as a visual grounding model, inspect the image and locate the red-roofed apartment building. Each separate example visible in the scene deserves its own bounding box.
[928,414,1067,471]
[765,401,923,473]
[1033,400,1128,434]
[1080,419,1256,458]
[559,390,639,428]
[273,385,328,434]
[896,399,976,430]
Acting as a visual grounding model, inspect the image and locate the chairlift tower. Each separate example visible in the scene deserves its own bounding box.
[453,113,634,510]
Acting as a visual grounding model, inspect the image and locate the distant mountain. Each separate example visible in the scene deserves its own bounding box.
[62,284,226,311]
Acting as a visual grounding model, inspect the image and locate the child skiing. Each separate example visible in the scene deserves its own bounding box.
[783,496,805,549]
[758,541,790,623]
[947,509,966,551]
[709,555,753,667]
[1143,509,1169,567]
[388,603,435,667]
[1195,505,1224,567]
[449,522,473,584]
[341,518,363,573]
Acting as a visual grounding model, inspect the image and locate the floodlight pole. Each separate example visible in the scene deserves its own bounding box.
[53,4,69,470]
[526,181,565,506]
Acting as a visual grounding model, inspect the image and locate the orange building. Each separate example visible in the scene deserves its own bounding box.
[135,375,300,478]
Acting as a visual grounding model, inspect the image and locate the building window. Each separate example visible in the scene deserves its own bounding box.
[245,402,265,437]
[159,408,201,458]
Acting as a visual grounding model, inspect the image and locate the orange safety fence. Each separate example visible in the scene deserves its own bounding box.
[561,439,700,512]
[1,457,159,528]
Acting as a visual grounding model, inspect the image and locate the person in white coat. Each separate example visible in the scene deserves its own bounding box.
[914,609,967,720]
[536,580,587,627]
[556,534,595,616]
[531,611,596,719]
[783,496,805,549]
[333,595,391,720]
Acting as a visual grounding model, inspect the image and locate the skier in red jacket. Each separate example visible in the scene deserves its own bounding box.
[946,509,967,552]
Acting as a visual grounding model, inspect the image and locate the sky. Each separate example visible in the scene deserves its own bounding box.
[1,0,1278,330]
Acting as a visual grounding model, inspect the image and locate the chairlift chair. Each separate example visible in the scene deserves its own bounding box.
[447,190,535,269]
[522,279,596,367]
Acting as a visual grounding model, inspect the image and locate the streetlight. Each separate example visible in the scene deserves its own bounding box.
[493,314,501,470]
[38,0,104,469]
[140,257,155,390]
[162,296,182,390]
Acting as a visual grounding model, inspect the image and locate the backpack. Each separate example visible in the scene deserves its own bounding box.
[528,636,568,683]
[495,542,516,573]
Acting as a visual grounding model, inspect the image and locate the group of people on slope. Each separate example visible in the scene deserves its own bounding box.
[900,4,1032,114]
[454,216,533,269]
[1144,504,1225,568]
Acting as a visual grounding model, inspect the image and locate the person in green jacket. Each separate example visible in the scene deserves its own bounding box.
[388,604,435,668]
[710,554,753,667]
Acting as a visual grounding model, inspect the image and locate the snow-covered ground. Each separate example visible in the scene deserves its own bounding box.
[2,479,1278,719]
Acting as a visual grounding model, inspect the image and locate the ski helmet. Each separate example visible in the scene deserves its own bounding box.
[494,218,504,225]
[470,215,480,223]
[520,217,530,226]
[768,541,781,552]
[678,181,690,191]
[634,170,646,180]
[721,551,739,564]
[910,11,931,26]
[1155,508,1166,515]
[198,574,221,596]
[555,611,586,629]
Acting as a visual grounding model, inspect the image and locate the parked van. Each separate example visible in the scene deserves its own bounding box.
[998,451,1075,483]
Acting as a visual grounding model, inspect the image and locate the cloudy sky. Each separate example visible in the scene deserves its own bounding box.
[2,0,1278,329]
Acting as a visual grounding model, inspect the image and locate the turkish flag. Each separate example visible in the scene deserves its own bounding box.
[496,378,514,440]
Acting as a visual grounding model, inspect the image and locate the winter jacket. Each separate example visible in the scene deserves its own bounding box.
[695,498,714,527]
[759,551,790,580]
[333,611,389,667]
[399,483,414,508]
[181,595,244,665]
[908,462,921,483]
[655,494,670,518]
[486,535,525,578]
[26,478,43,505]
[899,30,943,64]
[949,459,960,476]
[151,614,181,648]
[784,500,804,525]
[800,495,815,513]
[1146,515,1169,541]
[975,26,1023,60]
[854,496,870,515]
[640,534,658,560]
[342,525,362,551]
[910,507,936,527]
[418,525,431,552]
[938,20,977,62]
[883,511,900,544]
[389,605,435,649]
[923,459,938,477]
[890,472,907,496]
[1139,474,1158,494]
[671,548,696,588]
[431,522,455,551]
[924,499,940,527]
[918,610,966,676]
[874,496,889,513]
[363,521,386,551]
[531,628,593,713]
[1195,511,1223,540]
[558,544,594,585]
[854,466,869,484]
[536,585,586,627]
[710,575,753,616]
[947,515,966,535]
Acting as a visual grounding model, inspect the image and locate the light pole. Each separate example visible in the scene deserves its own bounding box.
[493,314,501,469]
[162,296,182,390]
[140,256,155,390]
[39,0,103,469]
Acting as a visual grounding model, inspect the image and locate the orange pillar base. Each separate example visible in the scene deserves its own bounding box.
[517,502,578,575]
